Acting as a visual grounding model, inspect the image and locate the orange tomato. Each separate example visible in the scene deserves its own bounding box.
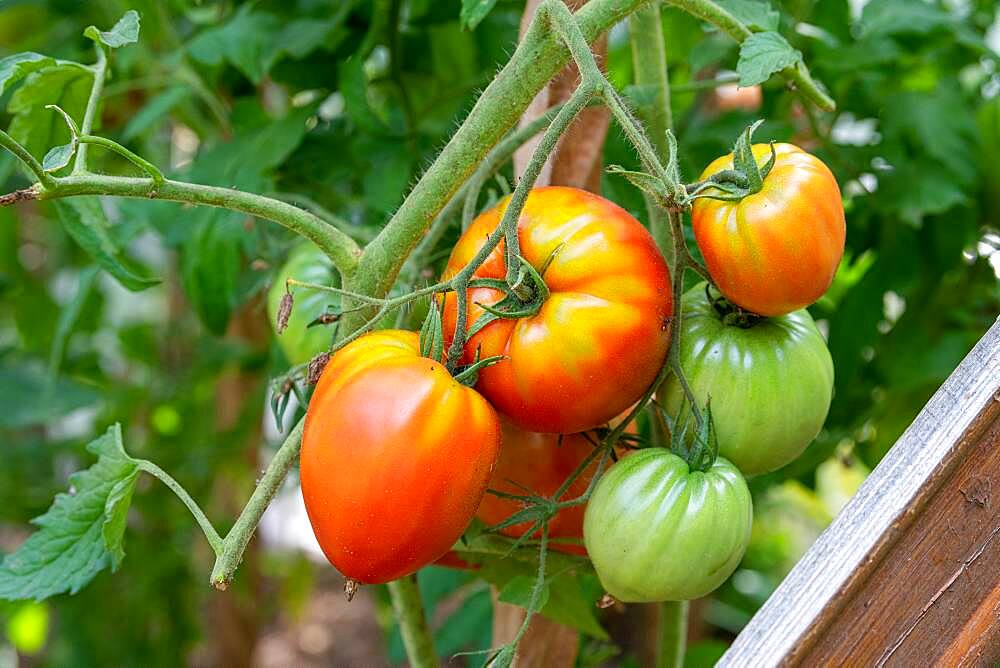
[691,143,845,316]
[441,186,672,433]
[300,330,501,584]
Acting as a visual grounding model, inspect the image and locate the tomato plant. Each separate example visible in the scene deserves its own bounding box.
[300,330,501,584]
[659,284,834,476]
[583,447,752,602]
[691,143,845,316]
[477,421,602,555]
[266,242,338,366]
[441,186,672,433]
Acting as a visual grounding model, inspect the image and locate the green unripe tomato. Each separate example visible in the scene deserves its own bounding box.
[658,283,834,476]
[266,242,339,366]
[583,448,752,602]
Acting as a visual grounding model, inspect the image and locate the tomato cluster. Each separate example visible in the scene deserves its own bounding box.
[291,143,844,604]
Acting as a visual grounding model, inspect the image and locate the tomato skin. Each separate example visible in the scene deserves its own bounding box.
[583,448,752,602]
[658,284,834,476]
[267,242,338,366]
[477,421,602,555]
[691,143,845,316]
[441,186,672,434]
[300,330,501,584]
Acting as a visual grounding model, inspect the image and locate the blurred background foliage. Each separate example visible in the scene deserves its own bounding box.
[0,0,998,665]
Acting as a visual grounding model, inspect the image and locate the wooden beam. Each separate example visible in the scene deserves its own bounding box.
[720,317,1000,665]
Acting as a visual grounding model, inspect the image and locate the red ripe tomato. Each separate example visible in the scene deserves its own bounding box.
[477,421,603,555]
[691,143,845,316]
[441,186,672,433]
[300,330,501,584]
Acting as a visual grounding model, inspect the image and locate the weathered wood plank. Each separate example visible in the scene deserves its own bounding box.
[720,317,1000,666]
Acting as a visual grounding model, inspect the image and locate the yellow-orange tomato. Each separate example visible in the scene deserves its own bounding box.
[691,143,845,316]
[300,330,501,584]
[477,421,605,555]
[442,186,672,434]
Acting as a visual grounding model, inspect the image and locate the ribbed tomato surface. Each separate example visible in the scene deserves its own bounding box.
[691,143,845,316]
[442,186,672,433]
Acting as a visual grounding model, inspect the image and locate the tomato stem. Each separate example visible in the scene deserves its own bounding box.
[387,576,438,668]
[656,600,689,668]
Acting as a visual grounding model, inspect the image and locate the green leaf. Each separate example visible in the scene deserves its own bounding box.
[0,53,74,97]
[187,8,277,84]
[180,212,244,335]
[460,0,500,30]
[187,8,346,84]
[498,575,550,611]
[736,31,803,87]
[7,64,92,175]
[479,559,607,639]
[0,425,140,601]
[54,199,160,292]
[84,10,140,49]
[715,0,780,32]
[41,143,75,172]
[859,0,952,38]
[339,58,387,135]
[883,87,978,187]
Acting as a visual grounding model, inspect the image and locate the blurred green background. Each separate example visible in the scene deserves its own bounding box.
[1,0,998,665]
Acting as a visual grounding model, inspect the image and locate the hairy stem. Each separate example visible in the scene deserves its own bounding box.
[33,175,362,278]
[349,0,648,305]
[444,85,594,370]
[210,418,304,588]
[462,103,564,230]
[77,135,164,184]
[387,576,438,668]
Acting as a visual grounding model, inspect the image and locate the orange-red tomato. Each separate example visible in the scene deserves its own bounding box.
[691,143,845,317]
[477,421,605,555]
[300,330,501,584]
[442,186,672,433]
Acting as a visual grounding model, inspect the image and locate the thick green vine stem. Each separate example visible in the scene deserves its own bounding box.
[657,600,689,668]
[347,0,649,307]
[388,576,438,668]
[665,0,835,112]
[30,175,362,279]
[210,418,305,589]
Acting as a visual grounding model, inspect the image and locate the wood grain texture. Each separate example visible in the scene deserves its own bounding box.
[720,317,1000,666]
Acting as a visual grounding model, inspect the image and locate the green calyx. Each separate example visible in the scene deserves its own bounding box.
[452,348,506,387]
[705,284,765,329]
[655,398,719,473]
[467,251,555,340]
[687,120,777,204]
